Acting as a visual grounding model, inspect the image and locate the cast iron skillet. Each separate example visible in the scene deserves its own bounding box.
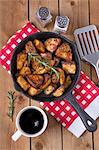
[10,32,97,132]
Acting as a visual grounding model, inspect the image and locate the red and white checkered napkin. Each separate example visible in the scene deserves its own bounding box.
[0,22,99,137]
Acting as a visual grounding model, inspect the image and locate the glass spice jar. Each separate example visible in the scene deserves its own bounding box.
[53,16,69,33]
[36,7,52,27]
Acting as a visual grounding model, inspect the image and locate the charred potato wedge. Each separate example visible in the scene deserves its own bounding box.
[28,86,39,96]
[25,41,36,54]
[52,73,59,84]
[33,67,50,74]
[53,85,65,97]
[17,53,27,70]
[49,60,56,67]
[55,43,72,61]
[62,61,76,74]
[17,76,30,91]
[40,52,52,60]
[65,75,72,88]
[44,38,61,53]
[40,74,51,90]
[26,75,43,88]
[19,66,31,76]
[44,84,56,95]
[23,60,29,67]
[31,58,44,71]
[57,68,65,85]
[53,57,60,66]
[34,39,45,53]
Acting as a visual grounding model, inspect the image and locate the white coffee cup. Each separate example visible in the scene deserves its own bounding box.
[12,106,48,141]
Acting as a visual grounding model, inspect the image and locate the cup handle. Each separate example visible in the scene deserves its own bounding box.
[12,130,22,141]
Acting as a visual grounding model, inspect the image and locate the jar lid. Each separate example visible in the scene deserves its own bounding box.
[38,7,50,20]
[57,16,69,28]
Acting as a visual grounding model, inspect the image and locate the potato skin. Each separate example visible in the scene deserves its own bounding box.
[55,43,72,61]
[44,38,61,53]
[28,86,39,96]
[65,75,72,88]
[23,60,29,67]
[40,52,52,60]
[26,74,43,88]
[19,67,31,76]
[31,58,44,71]
[62,61,76,74]
[17,53,27,70]
[52,85,65,97]
[17,76,30,91]
[53,57,60,66]
[57,68,65,85]
[51,73,59,84]
[25,41,36,54]
[34,39,45,53]
[40,74,51,90]
[33,67,49,74]
[44,84,56,95]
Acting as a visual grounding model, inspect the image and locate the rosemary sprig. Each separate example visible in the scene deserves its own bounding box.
[7,91,16,121]
[28,53,38,64]
[28,53,59,80]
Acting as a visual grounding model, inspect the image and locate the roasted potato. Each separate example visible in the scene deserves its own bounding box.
[52,73,59,84]
[44,84,56,95]
[49,60,56,67]
[65,75,72,88]
[17,76,30,91]
[57,68,65,85]
[55,43,72,61]
[31,58,44,71]
[40,74,51,90]
[53,85,65,97]
[25,41,36,54]
[40,52,52,60]
[19,66,31,76]
[53,57,60,66]
[23,60,29,67]
[34,39,45,53]
[33,67,50,74]
[62,61,76,74]
[44,38,61,53]
[17,53,27,70]
[26,74,44,88]
[28,86,39,96]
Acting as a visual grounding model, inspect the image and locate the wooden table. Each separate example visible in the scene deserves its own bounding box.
[0,0,99,150]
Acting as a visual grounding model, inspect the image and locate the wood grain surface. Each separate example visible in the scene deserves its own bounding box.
[0,0,30,150]
[0,0,98,150]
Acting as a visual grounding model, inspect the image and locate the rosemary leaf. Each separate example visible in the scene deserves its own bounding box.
[28,53,59,80]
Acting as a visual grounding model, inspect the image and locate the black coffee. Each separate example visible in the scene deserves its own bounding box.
[19,109,44,134]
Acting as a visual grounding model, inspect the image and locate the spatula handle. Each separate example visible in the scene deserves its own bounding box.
[95,59,99,79]
[66,92,97,132]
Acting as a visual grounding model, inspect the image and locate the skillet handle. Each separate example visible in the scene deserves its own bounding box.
[66,92,97,132]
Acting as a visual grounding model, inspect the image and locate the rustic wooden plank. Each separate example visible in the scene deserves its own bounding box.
[0,0,30,149]
[29,0,58,32]
[59,0,93,150]
[90,0,99,150]
[90,0,99,84]
[29,0,62,150]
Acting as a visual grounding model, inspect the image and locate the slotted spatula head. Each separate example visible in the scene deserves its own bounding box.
[74,25,99,58]
[74,25,99,79]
